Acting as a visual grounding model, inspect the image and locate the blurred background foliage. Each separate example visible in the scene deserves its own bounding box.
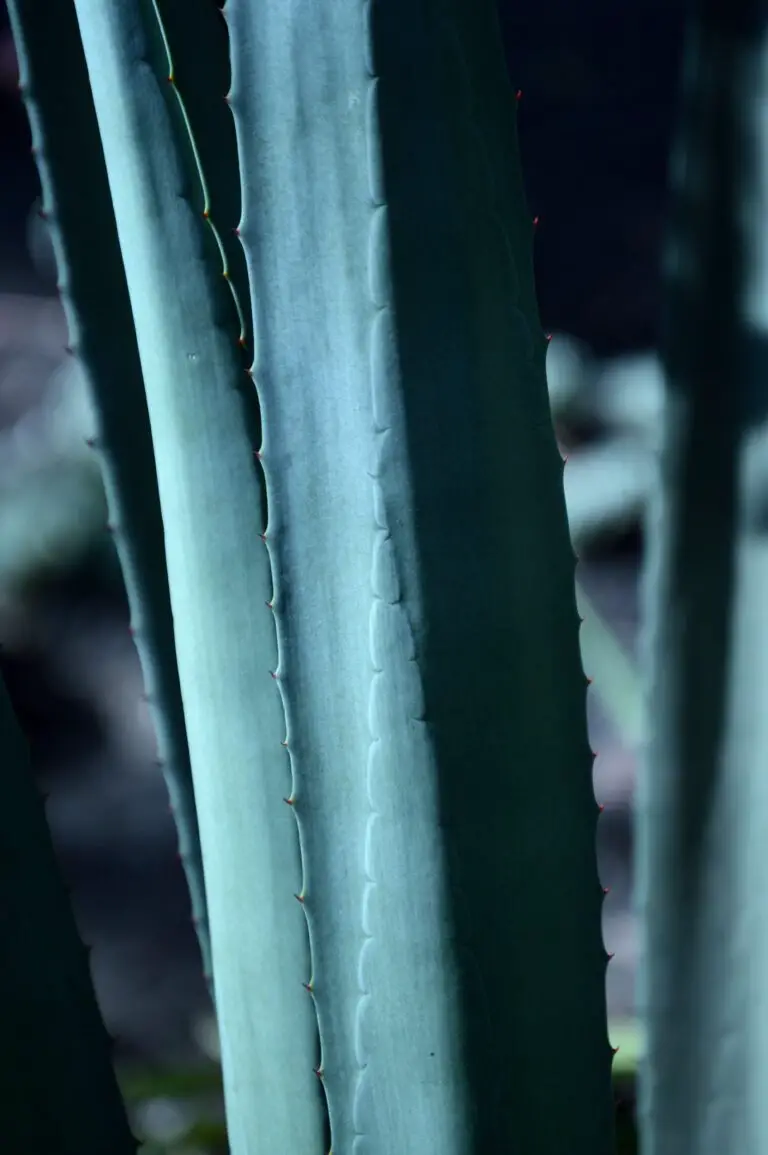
[0,0,686,1149]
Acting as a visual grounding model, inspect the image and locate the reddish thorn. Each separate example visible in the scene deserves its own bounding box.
[598,803,605,814]
[295,892,305,905]
[280,739,289,748]
[238,335,246,347]
[85,437,96,448]
[283,796,294,806]
[533,215,540,228]
[516,89,523,101]
[234,227,241,237]
[203,209,210,219]
[313,1066,324,1081]
[38,207,49,220]
[266,601,274,610]
[585,675,593,685]
[270,670,279,680]
[545,333,553,342]
[603,886,611,896]
[607,951,616,961]
[302,981,313,994]
[611,1045,620,1057]
[259,532,268,543]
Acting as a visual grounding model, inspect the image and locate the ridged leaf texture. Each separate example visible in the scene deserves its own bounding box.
[7,1,617,1152]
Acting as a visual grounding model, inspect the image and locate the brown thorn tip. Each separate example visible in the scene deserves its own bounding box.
[603,886,611,896]
[283,796,294,805]
[295,892,305,904]
[516,89,522,100]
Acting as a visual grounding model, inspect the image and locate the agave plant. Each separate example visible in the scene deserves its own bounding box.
[1,1,765,1154]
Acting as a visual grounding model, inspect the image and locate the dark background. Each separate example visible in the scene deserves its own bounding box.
[0,0,686,1144]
